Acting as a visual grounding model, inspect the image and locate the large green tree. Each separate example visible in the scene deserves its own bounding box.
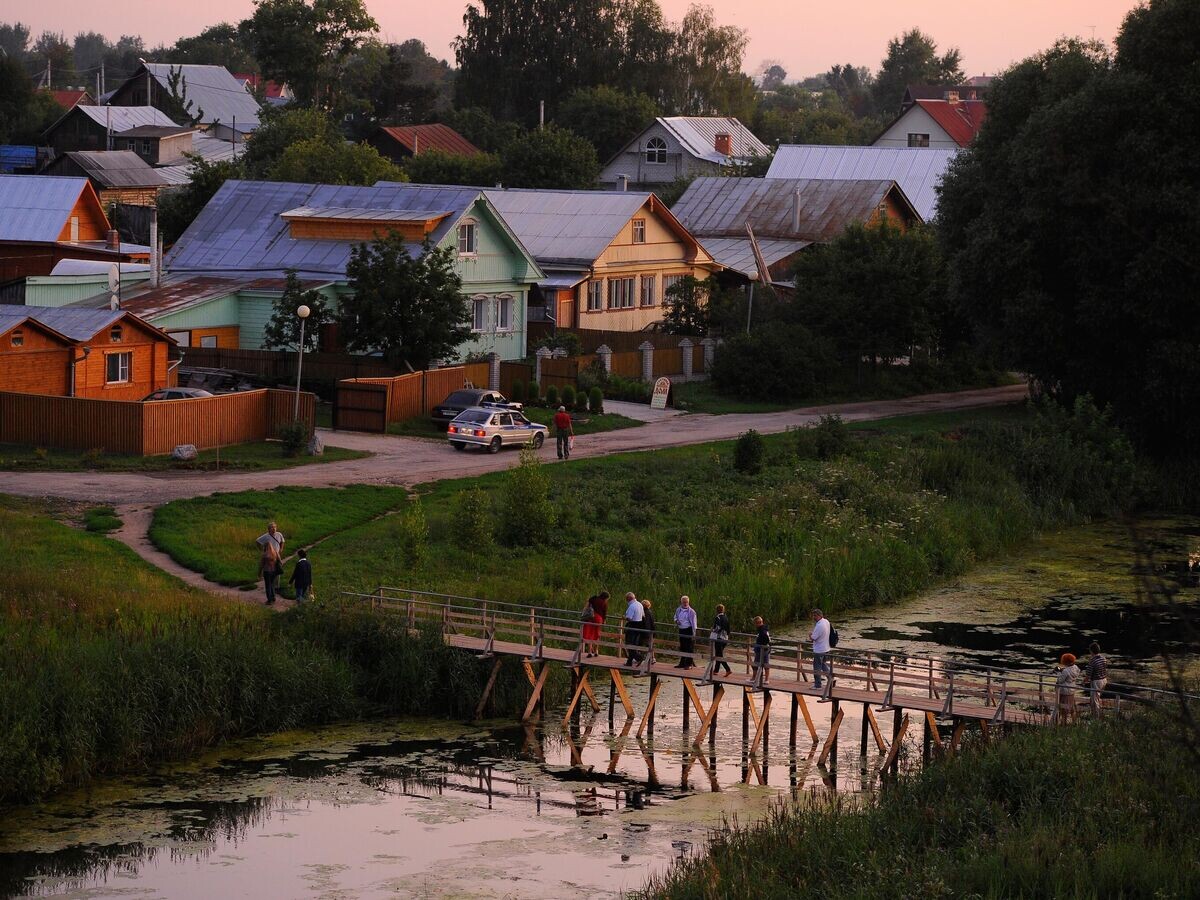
[261,272,332,352]
[871,29,964,114]
[0,22,30,61]
[339,235,470,369]
[557,86,658,161]
[168,24,258,73]
[404,149,503,187]
[0,55,34,143]
[498,125,599,189]
[30,31,74,89]
[268,137,404,184]
[937,0,1200,452]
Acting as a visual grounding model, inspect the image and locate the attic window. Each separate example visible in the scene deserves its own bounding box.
[10,329,23,348]
[632,219,646,244]
[907,133,930,148]
[110,324,124,343]
[645,137,667,165]
[458,221,478,255]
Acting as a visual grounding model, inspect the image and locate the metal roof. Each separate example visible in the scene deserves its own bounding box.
[671,177,906,242]
[51,151,170,188]
[659,117,770,164]
[117,125,195,139]
[482,189,651,267]
[166,180,492,279]
[0,174,89,241]
[23,306,127,340]
[0,309,45,337]
[378,124,481,157]
[910,99,987,147]
[50,259,150,275]
[99,275,329,320]
[74,105,181,132]
[766,145,957,221]
[538,273,588,290]
[141,64,262,131]
[155,134,240,185]
[698,237,812,280]
[280,206,456,223]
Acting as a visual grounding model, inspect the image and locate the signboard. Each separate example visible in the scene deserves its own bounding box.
[651,376,671,410]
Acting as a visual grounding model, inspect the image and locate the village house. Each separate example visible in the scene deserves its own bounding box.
[43,105,181,158]
[766,145,958,222]
[0,175,150,286]
[671,177,921,283]
[47,89,95,111]
[232,73,293,107]
[599,117,770,189]
[41,151,171,208]
[110,125,197,166]
[368,124,481,164]
[105,63,262,140]
[483,188,718,331]
[873,95,988,149]
[0,306,176,400]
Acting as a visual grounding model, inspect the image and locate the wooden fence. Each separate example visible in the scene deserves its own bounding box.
[527,323,698,354]
[609,351,643,379]
[500,361,533,396]
[0,388,315,455]
[334,362,490,431]
[183,347,398,383]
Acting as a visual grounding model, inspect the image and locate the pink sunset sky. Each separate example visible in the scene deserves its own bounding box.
[18,0,1140,78]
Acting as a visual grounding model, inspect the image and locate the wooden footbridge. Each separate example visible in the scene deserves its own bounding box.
[348,587,1180,774]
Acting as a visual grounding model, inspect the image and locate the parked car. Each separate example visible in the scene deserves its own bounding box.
[142,387,214,401]
[430,389,521,427]
[447,407,547,453]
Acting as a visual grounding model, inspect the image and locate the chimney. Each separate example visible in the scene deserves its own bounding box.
[944,89,960,103]
[106,229,120,250]
[617,174,630,192]
[792,189,801,234]
[714,132,732,156]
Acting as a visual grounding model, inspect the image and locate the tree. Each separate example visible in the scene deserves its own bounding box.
[157,157,244,243]
[753,85,875,146]
[261,272,332,352]
[0,22,31,61]
[825,64,875,117]
[31,31,74,89]
[662,276,710,335]
[339,235,470,370]
[71,31,110,74]
[168,24,258,73]
[557,86,658,161]
[666,5,754,118]
[340,40,441,136]
[499,125,599,188]
[755,60,787,91]
[0,55,34,142]
[240,107,343,177]
[440,106,523,153]
[241,0,378,107]
[872,29,964,114]
[404,149,503,187]
[268,137,404,184]
[161,66,205,127]
[938,0,1200,453]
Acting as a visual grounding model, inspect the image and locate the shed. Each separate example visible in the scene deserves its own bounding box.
[369,124,481,163]
[41,151,171,207]
[112,125,196,166]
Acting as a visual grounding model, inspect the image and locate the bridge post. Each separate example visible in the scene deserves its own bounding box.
[647,673,658,738]
[892,708,902,774]
[830,698,839,771]
[922,714,931,764]
[742,688,750,743]
[711,684,719,747]
[789,694,798,749]
[860,702,869,757]
[608,678,615,729]
[683,683,690,732]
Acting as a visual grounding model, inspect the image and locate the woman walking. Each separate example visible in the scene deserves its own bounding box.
[1056,653,1081,724]
[709,604,732,675]
[752,616,771,684]
[589,591,609,658]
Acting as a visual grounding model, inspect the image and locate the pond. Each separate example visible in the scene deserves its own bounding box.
[2,516,1197,898]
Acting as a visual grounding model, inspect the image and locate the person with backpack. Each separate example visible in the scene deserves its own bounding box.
[288,548,312,604]
[810,608,835,690]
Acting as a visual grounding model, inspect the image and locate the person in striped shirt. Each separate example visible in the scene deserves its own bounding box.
[1086,642,1109,715]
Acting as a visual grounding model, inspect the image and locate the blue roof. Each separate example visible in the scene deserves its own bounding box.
[166,180,491,279]
[23,307,127,341]
[0,175,89,242]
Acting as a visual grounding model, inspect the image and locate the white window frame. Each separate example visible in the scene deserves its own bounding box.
[907,133,930,148]
[663,273,686,299]
[199,335,218,348]
[496,295,514,332]
[645,137,667,165]
[632,219,646,244]
[106,351,131,384]
[458,220,478,255]
[587,280,604,312]
[640,275,656,307]
[472,296,488,332]
[608,277,635,310]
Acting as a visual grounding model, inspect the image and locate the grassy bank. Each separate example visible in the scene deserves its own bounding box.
[0,441,368,472]
[151,401,1134,632]
[642,707,1200,898]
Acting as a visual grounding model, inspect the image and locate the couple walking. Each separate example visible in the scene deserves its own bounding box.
[1055,642,1109,722]
[256,522,313,606]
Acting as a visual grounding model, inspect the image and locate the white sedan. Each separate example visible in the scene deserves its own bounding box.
[447,407,548,453]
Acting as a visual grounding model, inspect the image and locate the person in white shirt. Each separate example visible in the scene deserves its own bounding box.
[623,592,644,666]
[810,608,831,689]
[255,522,285,606]
[673,595,698,668]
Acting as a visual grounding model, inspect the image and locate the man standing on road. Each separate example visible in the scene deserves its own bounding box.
[554,405,574,459]
[673,595,697,668]
[256,522,285,606]
[810,608,831,690]
[624,591,644,666]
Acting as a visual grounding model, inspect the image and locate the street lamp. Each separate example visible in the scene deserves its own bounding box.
[293,304,311,421]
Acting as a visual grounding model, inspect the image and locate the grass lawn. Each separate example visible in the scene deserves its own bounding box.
[0,441,369,472]
[847,403,1029,435]
[386,407,642,439]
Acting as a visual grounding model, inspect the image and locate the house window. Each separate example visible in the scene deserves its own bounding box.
[496,296,513,331]
[645,137,667,164]
[110,324,123,342]
[631,219,646,244]
[140,139,153,156]
[472,296,488,332]
[10,329,23,347]
[458,221,478,255]
[167,330,191,347]
[199,335,218,348]
[106,352,131,384]
[587,280,604,312]
[907,133,930,148]
[663,273,686,298]
[608,277,635,309]
[640,275,656,307]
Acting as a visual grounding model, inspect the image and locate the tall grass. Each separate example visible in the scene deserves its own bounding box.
[641,707,1200,898]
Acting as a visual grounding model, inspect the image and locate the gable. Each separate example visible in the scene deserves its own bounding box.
[596,196,710,266]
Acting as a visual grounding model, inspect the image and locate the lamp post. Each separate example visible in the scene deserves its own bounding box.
[293,304,311,421]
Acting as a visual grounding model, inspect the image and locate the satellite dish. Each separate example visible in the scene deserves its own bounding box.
[110,294,120,311]
[107,264,119,292]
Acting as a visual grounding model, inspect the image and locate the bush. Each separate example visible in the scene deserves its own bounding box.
[795,414,851,460]
[499,446,554,546]
[711,325,834,400]
[733,429,766,474]
[390,500,428,567]
[604,375,651,403]
[545,384,560,408]
[577,358,608,395]
[277,421,309,457]
[589,386,604,415]
[83,506,122,534]
[533,332,582,358]
[561,384,576,409]
[454,484,493,547]
[510,379,525,403]
[575,389,589,413]
[527,379,540,403]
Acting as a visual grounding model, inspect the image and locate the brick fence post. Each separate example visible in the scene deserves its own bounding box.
[488,352,501,391]
[596,344,613,375]
[535,346,552,386]
[679,337,693,380]
[639,341,655,383]
[701,337,716,370]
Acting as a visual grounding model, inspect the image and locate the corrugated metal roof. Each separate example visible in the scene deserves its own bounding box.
[101,275,329,319]
[165,180,487,279]
[483,189,651,266]
[538,273,587,290]
[0,174,88,241]
[50,89,92,109]
[141,64,262,131]
[280,206,455,223]
[155,134,240,185]
[75,105,181,132]
[24,306,127,340]
[660,117,770,164]
[766,145,956,221]
[912,99,986,147]
[698,237,811,280]
[117,125,195,138]
[52,151,170,188]
[379,124,481,157]
[671,177,901,242]
[0,309,38,336]
[50,259,150,276]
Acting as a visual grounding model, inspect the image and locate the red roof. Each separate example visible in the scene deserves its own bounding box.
[913,99,988,147]
[379,124,481,157]
[233,73,288,99]
[48,89,92,110]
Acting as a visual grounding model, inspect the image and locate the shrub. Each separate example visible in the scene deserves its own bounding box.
[83,506,122,534]
[545,384,560,408]
[391,500,428,567]
[562,385,577,409]
[604,375,650,403]
[499,446,554,546]
[575,389,589,413]
[455,484,493,547]
[277,421,309,457]
[733,429,766,474]
[711,325,834,400]
[527,379,540,403]
[510,379,525,403]
[795,414,851,460]
[533,332,582,357]
[80,447,105,467]
[589,386,604,414]
[577,358,608,395]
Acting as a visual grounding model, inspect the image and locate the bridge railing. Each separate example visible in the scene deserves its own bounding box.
[344,586,1190,724]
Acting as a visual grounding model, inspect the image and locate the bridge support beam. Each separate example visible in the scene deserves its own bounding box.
[880,713,910,773]
[638,675,663,738]
[817,705,844,767]
[473,656,504,721]
[522,661,550,723]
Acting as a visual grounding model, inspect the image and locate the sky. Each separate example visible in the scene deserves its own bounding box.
[16,0,1139,79]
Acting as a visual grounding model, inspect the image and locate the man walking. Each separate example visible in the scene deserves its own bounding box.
[1085,641,1109,715]
[256,522,285,606]
[554,405,574,459]
[673,595,697,668]
[810,608,831,690]
[624,591,644,666]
